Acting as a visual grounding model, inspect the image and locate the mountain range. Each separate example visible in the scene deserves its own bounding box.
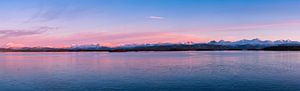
[1,39,300,52]
[208,38,300,46]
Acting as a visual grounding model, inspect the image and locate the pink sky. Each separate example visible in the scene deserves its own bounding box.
[1,32,208,47]
[2,0,300,47]
[2,20,300,47]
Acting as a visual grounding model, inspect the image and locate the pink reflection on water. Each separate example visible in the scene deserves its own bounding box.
[1,51,300,90]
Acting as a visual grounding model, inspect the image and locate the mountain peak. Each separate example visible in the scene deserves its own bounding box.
[209,39,300,46]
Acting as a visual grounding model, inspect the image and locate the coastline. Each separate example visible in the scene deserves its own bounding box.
[1,49,300,52]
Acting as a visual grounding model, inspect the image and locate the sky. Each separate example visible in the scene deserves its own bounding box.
[1,0,300,47]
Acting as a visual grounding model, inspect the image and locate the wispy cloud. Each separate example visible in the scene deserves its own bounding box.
[0,26,56,38]
[147,16,165,20]
[24,3,66,23]
[24,1,87,23]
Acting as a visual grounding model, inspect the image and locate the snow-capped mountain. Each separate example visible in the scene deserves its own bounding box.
[70,44,110,50]
[1,39,300,52]
[209,38,300,46]
[118,43,178,48]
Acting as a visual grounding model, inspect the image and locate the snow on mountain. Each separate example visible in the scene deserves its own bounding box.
[118,43,179,48]
[70,44,110,50]
[209,38,300,46]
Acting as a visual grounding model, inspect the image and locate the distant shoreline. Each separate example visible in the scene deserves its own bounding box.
[2,39,300,52]
[1,49,300,52]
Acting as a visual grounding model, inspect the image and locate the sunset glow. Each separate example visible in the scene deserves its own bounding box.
[1,0,300,47]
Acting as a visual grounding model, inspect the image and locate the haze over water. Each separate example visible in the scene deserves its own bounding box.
[1,51,300,91]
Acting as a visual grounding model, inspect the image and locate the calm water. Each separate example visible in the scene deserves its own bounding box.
[1,51,300,91]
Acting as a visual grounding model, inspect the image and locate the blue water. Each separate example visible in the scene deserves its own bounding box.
[1,51,300,91]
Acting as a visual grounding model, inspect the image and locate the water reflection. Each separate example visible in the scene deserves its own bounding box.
[0,51,300,91]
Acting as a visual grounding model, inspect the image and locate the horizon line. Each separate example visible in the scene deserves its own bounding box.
[2,38,299,48]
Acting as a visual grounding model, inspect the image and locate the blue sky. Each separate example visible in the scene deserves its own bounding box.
[1,0,300,47]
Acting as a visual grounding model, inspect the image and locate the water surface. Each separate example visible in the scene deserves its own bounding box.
[1,51,300,91]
